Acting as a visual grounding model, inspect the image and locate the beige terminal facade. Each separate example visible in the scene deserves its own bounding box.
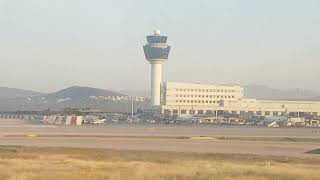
[161,82,320,117]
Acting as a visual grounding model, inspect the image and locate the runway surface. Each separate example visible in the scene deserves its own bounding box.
[1,118,320,158]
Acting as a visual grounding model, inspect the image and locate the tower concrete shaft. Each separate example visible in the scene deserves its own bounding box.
[143,30,171,107]
[150,61,164,106]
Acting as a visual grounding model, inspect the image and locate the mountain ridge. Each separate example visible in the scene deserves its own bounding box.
[0,87,43,99]
[244,84,320,101]
[0,86,147,112]
[46,86,125,99]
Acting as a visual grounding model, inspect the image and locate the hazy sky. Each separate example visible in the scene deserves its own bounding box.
[0,0,319,93]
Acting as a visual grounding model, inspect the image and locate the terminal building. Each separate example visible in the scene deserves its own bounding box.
[142,31,320,117]
[161,81,320,117]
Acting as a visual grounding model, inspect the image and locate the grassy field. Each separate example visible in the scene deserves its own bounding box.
[0,146,319,180]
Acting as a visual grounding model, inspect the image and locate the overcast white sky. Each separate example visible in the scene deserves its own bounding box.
[0,0,319,93]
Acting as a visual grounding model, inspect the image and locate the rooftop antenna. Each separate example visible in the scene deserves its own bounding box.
[154,29,161,36]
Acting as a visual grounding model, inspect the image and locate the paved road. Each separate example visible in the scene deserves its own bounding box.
[1,119,320,138]
[1,119,320,158]
[1,137,319,158]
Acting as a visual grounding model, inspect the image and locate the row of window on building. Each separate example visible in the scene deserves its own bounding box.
[175,100,221,104]
[175,94,235,99]
[175,88,238,93]
[163,109,318,116]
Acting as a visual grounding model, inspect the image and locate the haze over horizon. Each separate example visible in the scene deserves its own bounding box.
[1,0,319,93]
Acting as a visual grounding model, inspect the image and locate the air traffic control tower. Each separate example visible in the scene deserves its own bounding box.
[143,30,171,107]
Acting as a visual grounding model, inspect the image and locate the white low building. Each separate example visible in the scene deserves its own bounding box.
[160,82,320,117]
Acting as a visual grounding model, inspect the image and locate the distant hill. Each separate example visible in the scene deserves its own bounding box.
[244,84,320,101]
[119,90,150,97]
[0,87,43,99]
[46,86,124,100]
[309,96,320,101]
[0,86,149,112]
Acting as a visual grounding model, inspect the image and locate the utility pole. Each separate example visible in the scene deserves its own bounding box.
[131,89,134,119]
[298,88,300,118]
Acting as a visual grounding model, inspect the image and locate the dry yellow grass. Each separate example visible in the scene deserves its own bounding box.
[0,146,319,180]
